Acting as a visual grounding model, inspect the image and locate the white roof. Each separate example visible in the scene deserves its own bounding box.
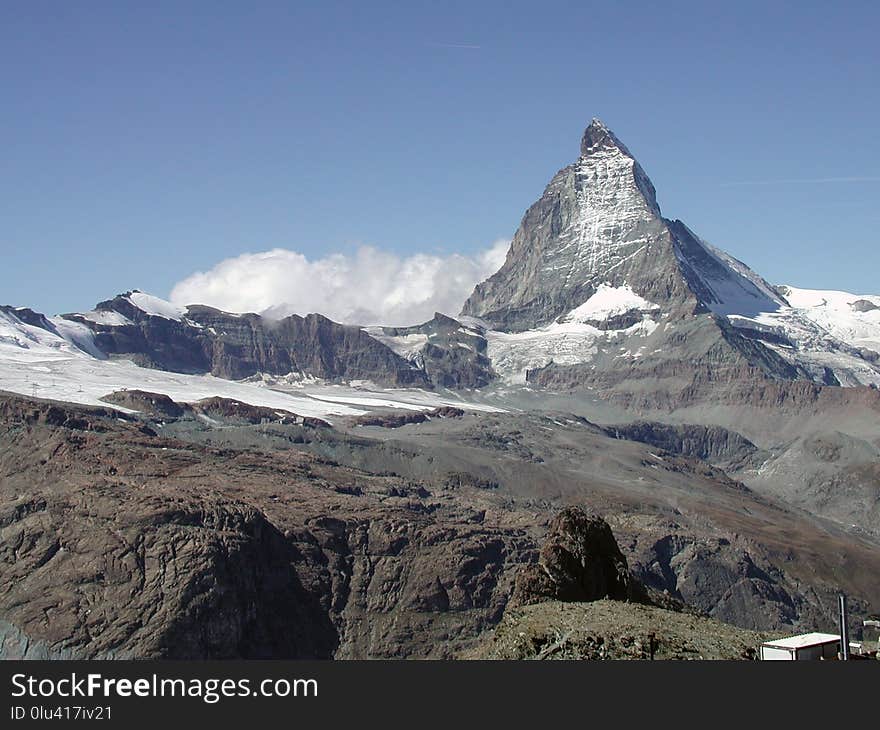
[762,632,840,650]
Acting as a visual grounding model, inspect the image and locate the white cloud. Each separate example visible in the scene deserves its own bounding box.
[169,240,510,326]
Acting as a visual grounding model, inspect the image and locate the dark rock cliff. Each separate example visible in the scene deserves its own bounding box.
[63,294,431,387]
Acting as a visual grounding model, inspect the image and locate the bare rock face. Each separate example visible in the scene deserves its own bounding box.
[98,390,331,427]
[63,295,431,388]
[189,396,330,427]
[604,422,760,468]
[462,120,696,332]
[352,406,464,429]
[371,313,495,388]
[511,507,647,607]
[0,306,60,334]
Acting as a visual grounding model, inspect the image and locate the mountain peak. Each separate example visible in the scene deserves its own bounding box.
[580,118,631,158]
[461,119,693,331]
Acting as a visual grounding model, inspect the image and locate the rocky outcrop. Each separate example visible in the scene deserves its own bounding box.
[190,396,330,427]
[373,313,495,388]
[629,534,800,631]
[510,507,647,607]
[352,406,464,429]
[99,390,331,427]
[100,390,187,418]
[851,299,879,313]
[604,422,759,467]
[0,306,60,334]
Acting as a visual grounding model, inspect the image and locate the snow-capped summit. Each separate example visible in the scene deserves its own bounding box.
[462,119,880,388]
[462,118,786,332]
[462,119,676,331]
[580,117,623,154]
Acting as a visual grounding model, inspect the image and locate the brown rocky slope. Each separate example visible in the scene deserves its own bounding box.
[1,393,878,658]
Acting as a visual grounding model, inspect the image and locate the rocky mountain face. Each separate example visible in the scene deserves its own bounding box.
[462,120,702,331]
[365,313,494,388]
[61,293,432,387]
[0,394,534,659]
[5,291,496,391]
[460,119,790,333]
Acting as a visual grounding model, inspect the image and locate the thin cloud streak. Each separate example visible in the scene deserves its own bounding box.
[720,176,880,187]
[427,41,482,49]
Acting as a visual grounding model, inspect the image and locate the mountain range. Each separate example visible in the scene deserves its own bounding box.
[1,119,879,659]
[2,120,878,403]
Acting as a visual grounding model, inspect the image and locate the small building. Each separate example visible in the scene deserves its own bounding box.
[759,632,840,660]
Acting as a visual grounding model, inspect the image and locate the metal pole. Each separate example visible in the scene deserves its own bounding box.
[838,593,850,661]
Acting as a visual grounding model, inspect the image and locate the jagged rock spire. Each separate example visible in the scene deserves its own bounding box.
[580,118,632,158]
[461,118,684,331]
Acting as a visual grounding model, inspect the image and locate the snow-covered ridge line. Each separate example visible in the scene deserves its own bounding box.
[719,283,880,387]
[778,285,880,355]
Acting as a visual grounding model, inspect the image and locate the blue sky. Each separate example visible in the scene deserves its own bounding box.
[2,0,878,315]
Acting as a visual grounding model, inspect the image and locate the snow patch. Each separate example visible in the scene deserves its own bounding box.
[361,328,428,359]
[559,283,659,324]
[75,310,133,327]
[49,317,106,359]
[724,285,880,387]
[127,292,186,321]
